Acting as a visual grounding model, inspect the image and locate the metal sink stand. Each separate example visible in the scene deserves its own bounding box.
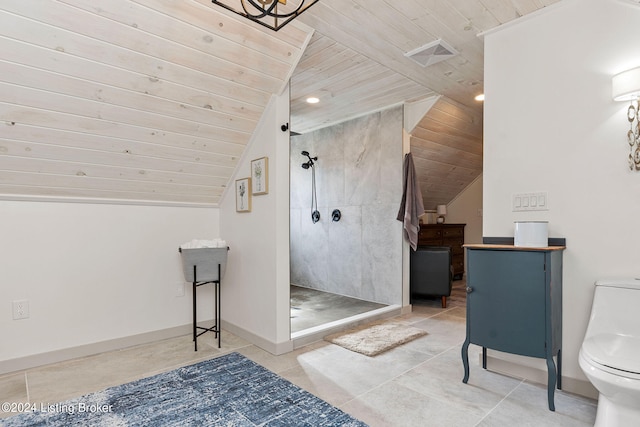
[192,263,221,351]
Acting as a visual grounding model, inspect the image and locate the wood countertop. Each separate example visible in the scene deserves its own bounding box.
[463,244,566,251]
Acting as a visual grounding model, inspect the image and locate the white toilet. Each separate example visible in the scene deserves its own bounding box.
[579,278,640,427]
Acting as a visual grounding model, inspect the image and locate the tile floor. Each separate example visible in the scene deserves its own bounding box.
[0,282,597,426]
[290,285,387,333]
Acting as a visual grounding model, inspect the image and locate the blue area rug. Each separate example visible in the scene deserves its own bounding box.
[3,352,367,426]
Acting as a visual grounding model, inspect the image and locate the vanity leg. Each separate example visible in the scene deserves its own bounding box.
[461,339,470,383]
[546,356,557,411]
[557,349,562,390]
[482,347,487,369]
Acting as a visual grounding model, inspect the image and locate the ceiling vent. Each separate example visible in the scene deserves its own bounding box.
[405,39,458,67]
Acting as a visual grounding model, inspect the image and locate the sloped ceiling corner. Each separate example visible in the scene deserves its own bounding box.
[290,32,436,134]
[0,0,311,206]
[410,96,483,210]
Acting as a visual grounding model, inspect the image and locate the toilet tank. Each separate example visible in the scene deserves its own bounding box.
[585,278,640,339]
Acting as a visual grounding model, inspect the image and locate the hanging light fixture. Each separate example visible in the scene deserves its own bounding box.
[211,0,319,31]
[612,67,640,170]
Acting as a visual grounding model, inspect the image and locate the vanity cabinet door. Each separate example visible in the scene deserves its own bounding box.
[467,249,547,358]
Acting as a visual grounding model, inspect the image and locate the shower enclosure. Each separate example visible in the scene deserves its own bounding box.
[289,107,405,334]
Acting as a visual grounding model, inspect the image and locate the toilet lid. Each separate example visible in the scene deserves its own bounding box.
[582,333,640,375]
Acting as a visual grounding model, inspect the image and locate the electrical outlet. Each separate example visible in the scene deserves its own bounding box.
[12,300,29,320]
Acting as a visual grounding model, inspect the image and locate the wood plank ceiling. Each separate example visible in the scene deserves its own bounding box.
[0,0,310,205]
[411,96,483,210]
[0,0,560,206]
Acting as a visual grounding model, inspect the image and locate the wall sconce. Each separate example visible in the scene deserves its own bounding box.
[612,67,640,170]
[436,205,447,224]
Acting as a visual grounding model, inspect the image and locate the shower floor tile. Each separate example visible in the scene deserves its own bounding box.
[290,286,387,333]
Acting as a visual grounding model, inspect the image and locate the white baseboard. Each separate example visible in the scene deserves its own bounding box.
[0,319,296,375]
[485,354,598,400]
[220,320,293,356]
[0,324,193,375]
[400,304,413,315]
[1,306,406,375]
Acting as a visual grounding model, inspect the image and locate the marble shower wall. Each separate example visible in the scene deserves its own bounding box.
[290,106,403,305]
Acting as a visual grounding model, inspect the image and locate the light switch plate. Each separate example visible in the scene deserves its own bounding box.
[513,192,548,212]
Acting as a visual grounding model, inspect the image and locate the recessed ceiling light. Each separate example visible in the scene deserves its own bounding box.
[474,94,485,101]
[306,97,320,104]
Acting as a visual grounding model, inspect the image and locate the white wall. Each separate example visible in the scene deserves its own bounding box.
[447,174,483,246]
[0,200,218,369]
[483,0,640,387]
[1,86,293,369]
[218,89,292,353]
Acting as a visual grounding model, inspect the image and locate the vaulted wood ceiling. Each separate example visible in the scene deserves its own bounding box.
[410,96,483,210]
[0,0,310,205]
[0,0,560,206]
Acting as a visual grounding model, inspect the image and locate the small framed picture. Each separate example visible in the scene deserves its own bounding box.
[235,177,251,212]
[251,157,269,195]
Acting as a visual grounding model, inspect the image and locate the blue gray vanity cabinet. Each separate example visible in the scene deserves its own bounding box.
[461,244,565,411]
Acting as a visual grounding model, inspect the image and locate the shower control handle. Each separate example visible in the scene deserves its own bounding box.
[332,209,341,222]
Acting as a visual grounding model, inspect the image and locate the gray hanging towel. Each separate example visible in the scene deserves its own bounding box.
[396,152,425,251]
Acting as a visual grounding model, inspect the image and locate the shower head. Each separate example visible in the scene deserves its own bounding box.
[301,151,317,169]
